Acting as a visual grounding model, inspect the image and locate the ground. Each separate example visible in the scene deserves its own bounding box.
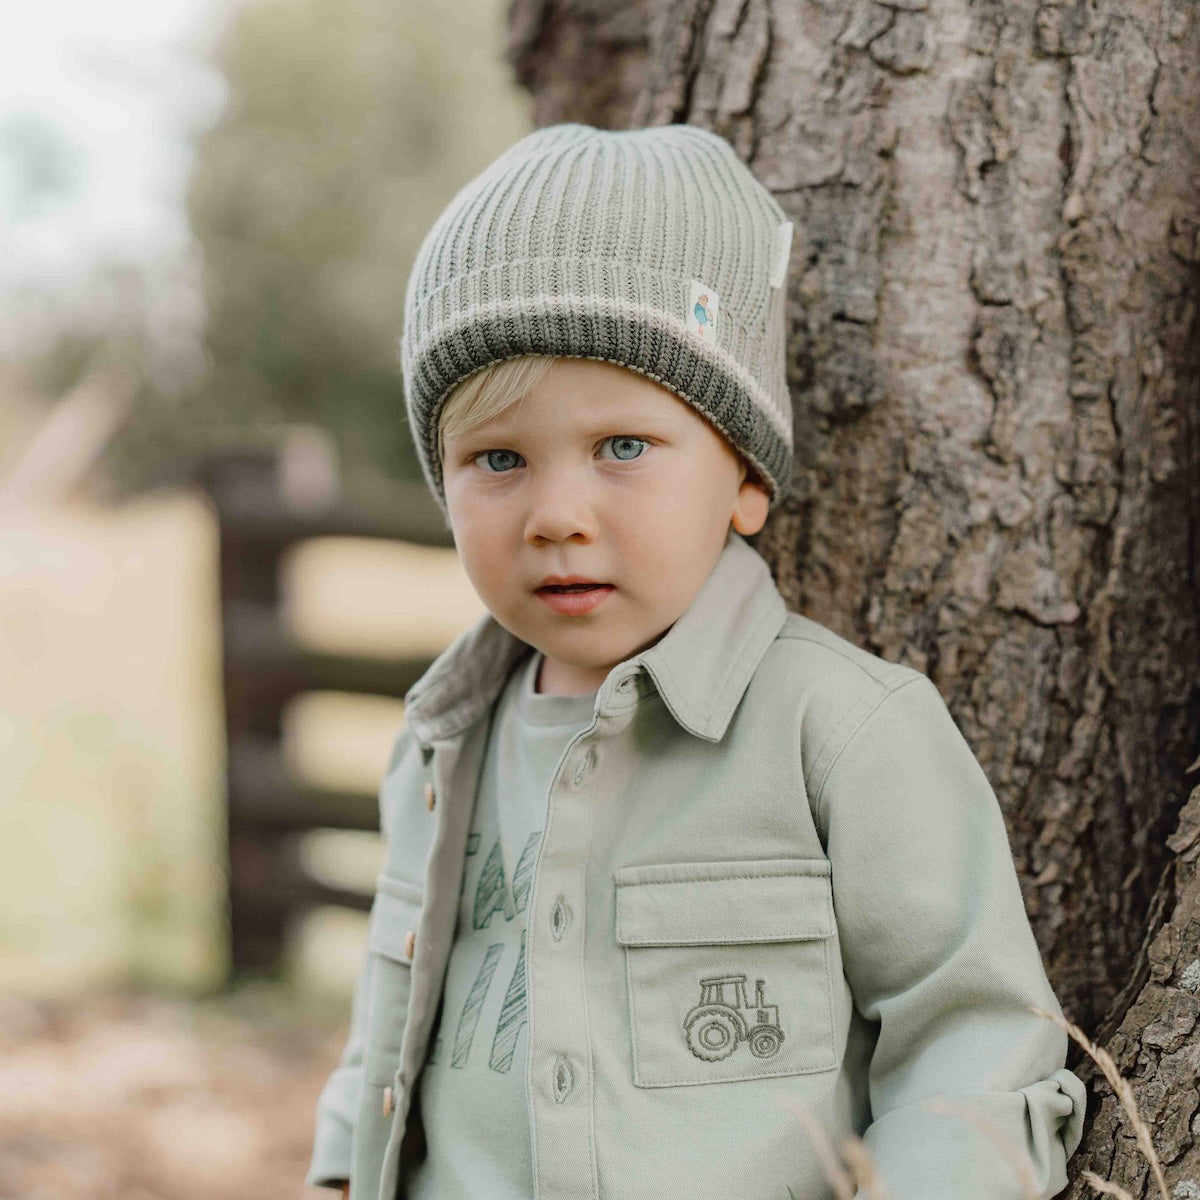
[0,984,349,1200]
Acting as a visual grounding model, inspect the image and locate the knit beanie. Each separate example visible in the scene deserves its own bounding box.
[399,123,795,521]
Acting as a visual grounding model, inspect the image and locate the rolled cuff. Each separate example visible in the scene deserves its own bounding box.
[848,1067,1088,1200]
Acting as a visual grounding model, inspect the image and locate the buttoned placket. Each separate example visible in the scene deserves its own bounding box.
[524,670,641,1200]
[525,728,595,1196]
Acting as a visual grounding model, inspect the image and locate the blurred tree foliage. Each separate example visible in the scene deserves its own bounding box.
[101,0,531,504]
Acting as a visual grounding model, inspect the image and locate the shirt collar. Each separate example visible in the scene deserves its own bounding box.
[402,528,788,748]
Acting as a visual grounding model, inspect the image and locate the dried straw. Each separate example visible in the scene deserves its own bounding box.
[1028,1004,1169,1200]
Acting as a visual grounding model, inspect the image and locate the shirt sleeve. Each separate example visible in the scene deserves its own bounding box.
[815,673,1088,1200]
[304,725,415,1190]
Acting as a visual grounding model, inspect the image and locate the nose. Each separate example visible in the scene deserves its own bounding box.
[523,462,598,543]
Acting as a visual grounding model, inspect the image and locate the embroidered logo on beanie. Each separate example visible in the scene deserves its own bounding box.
[687,280,720,345]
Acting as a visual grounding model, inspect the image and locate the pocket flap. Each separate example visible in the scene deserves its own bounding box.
[367,874,424,961]
[614,858,833,946]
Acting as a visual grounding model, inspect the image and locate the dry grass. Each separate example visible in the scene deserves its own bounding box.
[783,1004,1173,1200]
[1030,1005,1170,1200]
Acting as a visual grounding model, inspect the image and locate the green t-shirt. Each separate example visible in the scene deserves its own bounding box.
[401,646,597,1199]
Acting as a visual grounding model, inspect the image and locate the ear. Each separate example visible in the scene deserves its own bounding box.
[731,463,771,535]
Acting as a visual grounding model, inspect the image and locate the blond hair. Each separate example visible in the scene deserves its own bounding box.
[437,354,558,465]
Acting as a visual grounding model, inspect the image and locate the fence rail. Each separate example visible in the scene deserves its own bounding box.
[196,439,452,980]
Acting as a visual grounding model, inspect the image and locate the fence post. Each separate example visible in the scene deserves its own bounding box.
[196,436,451,982]
[205,445,297,976]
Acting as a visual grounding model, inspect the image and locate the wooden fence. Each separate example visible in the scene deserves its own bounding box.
[196,439,453,979]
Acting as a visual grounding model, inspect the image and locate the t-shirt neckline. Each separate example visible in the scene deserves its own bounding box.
[514,649,599,727]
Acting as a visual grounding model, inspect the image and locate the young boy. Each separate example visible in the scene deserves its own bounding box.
[306,123,1087,1200]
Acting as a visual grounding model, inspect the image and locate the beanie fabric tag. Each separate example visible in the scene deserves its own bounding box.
[769,221,794,289]
[688,280,720,345]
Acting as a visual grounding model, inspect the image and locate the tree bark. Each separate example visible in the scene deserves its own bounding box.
[505,0,1200,1192]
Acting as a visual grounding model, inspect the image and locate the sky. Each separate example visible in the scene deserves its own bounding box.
[0,0,232,362]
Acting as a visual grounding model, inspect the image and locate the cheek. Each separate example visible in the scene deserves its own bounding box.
[458,551,516,613]
[460,536,504,579]
[446,486,497,536]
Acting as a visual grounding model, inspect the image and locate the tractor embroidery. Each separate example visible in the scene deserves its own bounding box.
[683,974,785,1062]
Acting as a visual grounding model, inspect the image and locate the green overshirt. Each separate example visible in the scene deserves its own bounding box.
[307,528,1087,1200]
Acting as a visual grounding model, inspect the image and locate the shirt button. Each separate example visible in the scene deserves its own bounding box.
[404,929,416,959]
[383,1085,394,1117]
[424,781,436,811]
[550,896,571,941]
[552,1054,573,1103]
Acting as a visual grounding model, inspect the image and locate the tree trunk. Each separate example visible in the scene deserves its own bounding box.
[505,0,1200,1192]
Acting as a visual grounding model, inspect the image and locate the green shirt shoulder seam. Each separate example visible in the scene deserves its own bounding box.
[812,672,930,833]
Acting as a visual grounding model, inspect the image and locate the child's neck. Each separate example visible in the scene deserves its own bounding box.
[534,652,601,697]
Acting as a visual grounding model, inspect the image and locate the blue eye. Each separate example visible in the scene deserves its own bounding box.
[601,436,649,461]
[472,449,522,473]
[470,436,650,473]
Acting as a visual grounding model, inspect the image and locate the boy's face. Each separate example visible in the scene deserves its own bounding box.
[441,358,771,696]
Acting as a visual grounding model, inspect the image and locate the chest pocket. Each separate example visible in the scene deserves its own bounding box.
[363,875,424,1087]
[613,858,838,1088]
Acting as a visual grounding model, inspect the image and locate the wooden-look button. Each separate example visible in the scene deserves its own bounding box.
[404,929,416,959]
[424,781,435,811]
[383,1085,394,1117]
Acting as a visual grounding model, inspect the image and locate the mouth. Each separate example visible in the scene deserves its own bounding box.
[534,582,616,614]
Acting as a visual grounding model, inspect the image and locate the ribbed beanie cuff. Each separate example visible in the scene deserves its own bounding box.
[399,123,795,520]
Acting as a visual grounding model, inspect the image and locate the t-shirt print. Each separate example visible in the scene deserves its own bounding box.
[425,825,541,1073]
[401,648,597,1200]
